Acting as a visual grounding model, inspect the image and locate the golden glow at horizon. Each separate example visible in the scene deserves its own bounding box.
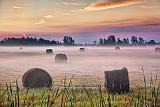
[0,0,160,33]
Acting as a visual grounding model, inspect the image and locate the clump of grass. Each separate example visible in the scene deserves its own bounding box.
[0,73,160,107]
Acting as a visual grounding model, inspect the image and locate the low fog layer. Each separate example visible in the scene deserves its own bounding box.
[0,46,160,86]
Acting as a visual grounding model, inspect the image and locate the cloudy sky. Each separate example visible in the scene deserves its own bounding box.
[0,0,160,41]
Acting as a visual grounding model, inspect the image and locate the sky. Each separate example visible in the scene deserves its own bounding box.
[0,0,160,42]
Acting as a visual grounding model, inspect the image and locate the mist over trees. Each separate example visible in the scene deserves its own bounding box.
[0,35,159,46]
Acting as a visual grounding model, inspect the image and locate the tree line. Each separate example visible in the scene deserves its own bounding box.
[0,37,59,46]
[0,36,75,46]
[0,35,159,46]
[98,35,158,46]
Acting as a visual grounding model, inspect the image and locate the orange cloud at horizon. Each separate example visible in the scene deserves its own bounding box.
[83,0,142,11]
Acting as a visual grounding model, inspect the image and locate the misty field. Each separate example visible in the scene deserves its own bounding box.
[0,46,160,106]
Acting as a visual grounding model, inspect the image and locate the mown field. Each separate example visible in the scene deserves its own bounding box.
[0,75,160,107]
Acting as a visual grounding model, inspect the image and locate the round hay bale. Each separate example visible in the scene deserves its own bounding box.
[22,68,52,88]
[19,47,23,50]
[55,54,67,63]
[46,49,53,54]
[155,47,160,52]
[115,46,120,50]
[104,67,129,94]
[79,48,85,52]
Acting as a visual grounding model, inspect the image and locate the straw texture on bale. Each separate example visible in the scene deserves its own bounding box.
[79,48,85,52]
[46,49,53,54]
[115,46,120,50]
[55,54,67,63]
[22,68,52,88]
[104,67,129,94]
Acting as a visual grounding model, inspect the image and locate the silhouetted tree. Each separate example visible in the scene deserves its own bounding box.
[99,38,103,45]
[117,38,123,45]
[63,36,75,45]
[93,40,97,45]
[138,37,145,45]
[147,40,157,45]
[107,35,116,45]
[103,38,107,45]
[63,36,68,44]
[131,36,138,45]
[123,38,130,45]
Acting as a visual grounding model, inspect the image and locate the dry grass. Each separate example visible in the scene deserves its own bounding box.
[0,74,160,107]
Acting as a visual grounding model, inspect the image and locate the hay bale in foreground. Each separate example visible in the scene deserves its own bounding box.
[115,46,120,50]
[46,49,53,54]
[155,47,160,52]
[55,54,67,63]
[104,67,129,94]
[79,48,85,52]
[22,68,52,88]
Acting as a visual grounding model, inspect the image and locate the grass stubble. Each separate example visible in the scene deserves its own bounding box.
[0,69,160,107]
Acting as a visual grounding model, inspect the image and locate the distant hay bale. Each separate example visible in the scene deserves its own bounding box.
[55,54,67,63]
[79,48,85,52]
[155,47,160,52]
[104,67,130,94]
[46,49,53,54]
[22,68,52,88]
[115,46,120,50]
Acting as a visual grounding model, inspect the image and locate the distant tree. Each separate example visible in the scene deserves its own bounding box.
[138,37,145,45]
[123,38,130,45]
[147,40,157,45]
[93,40,97,45]
[63,36,75,45]
[117,38,123,45]
[131,36,138,45]
[99,38,103,45]
[103,38,107,45]
[63,36,68,45]
[107,35,116,45]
